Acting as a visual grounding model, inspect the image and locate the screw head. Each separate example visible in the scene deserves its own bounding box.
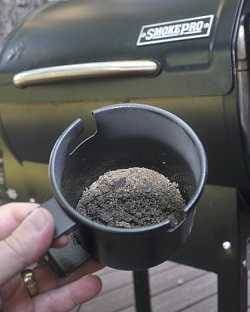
[222,241,232,251]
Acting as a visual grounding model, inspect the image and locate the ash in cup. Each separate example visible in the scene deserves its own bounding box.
[76,167,185,229]
[62,138,195,230]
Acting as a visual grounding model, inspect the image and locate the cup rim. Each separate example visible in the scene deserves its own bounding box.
[49,104,207,234]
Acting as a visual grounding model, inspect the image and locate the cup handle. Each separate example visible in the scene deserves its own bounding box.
[42,198,76,238]
[42,198,91,276]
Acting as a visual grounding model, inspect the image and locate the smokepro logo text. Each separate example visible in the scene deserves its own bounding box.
[137,15,214,46]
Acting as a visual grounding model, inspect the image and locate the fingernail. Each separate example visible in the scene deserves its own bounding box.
[59,235,70,245]
[28,209,52,232]
[86,275,102,292]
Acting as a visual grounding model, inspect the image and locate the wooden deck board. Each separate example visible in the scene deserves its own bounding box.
[121,273,216,312]
[79,260,250,312]
[98,262,177,295]
[81,262,211,312]
[176,295,217,312]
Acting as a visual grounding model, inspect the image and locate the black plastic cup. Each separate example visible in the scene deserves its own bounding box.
[44,104,207,271]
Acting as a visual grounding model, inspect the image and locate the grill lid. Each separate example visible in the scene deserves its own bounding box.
[0,0,244,102]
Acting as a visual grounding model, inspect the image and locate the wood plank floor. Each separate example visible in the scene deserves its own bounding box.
[78,261,250,312]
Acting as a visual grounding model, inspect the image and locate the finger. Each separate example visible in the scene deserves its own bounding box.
[35,265,58,292]
[0,203,68,248]
[0,203,68,246]
[63,260,104,285]
[34,275,102,312]
[0,203,39,239]
[51,235,70,248]
[35,259,103,293]
[0,208,54,286]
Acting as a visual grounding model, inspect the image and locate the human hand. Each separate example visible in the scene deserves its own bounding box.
[0,203,102,311]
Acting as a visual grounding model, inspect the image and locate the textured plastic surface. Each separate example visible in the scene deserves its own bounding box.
[46,104,207,270]
[43,198,76,238]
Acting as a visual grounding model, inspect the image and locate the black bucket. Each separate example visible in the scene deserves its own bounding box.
[44,104,207,270]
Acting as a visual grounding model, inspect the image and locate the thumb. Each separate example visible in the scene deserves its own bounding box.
[0,208,54,286]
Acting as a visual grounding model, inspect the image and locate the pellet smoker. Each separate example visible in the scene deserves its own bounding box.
[0,0,250,311]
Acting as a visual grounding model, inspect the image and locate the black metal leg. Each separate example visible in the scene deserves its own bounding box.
[133,270,152,312]
[217,237,247,312]
[217,192,248,312]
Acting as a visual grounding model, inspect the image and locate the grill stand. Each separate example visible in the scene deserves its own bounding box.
[133,186,249,312]
[133,271,152,312]
[217,192,248,311]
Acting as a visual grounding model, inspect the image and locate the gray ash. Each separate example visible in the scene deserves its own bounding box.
[76,167,185,228]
